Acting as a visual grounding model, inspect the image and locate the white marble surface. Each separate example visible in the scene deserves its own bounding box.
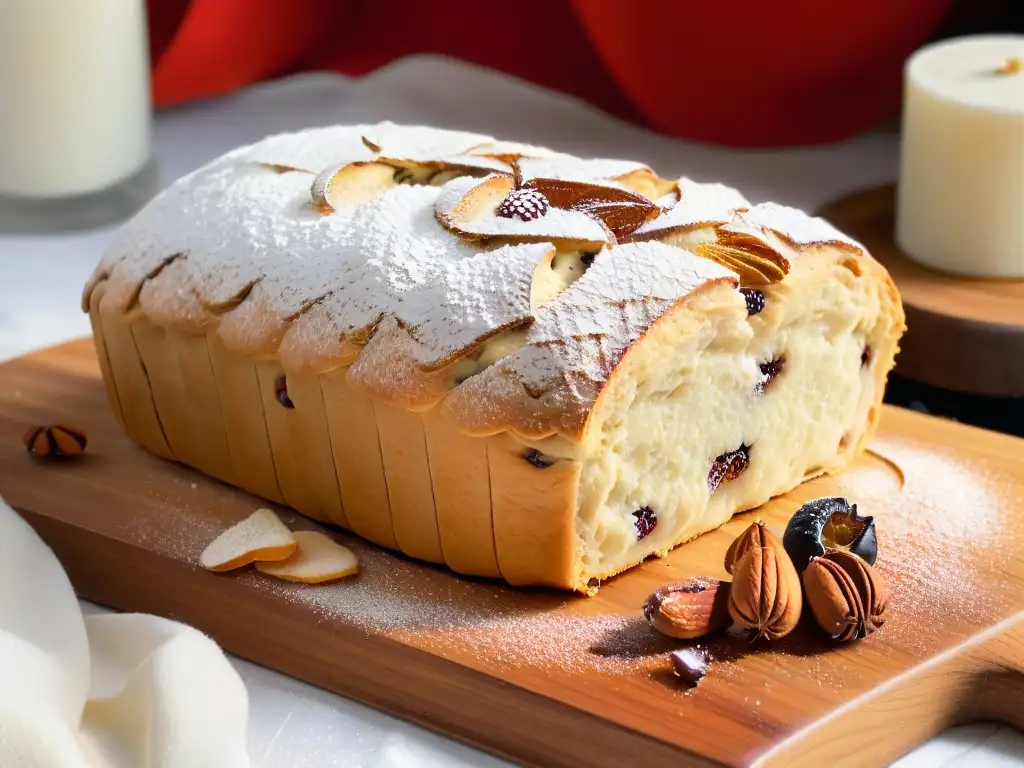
[1,57,1020,767]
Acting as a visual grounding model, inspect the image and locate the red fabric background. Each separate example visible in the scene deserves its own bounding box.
[148,0,952,147]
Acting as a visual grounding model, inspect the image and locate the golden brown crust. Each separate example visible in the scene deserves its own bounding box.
[206,332,285,504]
[256,361,346,526]
[373,402,445,563]
[487,433,581,589]
[320,367,397,548]
[421,408,502,578]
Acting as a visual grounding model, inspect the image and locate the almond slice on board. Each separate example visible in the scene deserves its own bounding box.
[201,508,297,572]
[255,531,360,584]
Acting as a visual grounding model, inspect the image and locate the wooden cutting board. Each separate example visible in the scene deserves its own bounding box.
[1,339,1023,768]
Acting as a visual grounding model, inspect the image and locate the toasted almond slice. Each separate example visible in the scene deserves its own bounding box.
[721,202,863,253]
[201,509,297,572]
[523,177,659,240]
[255,531,359,583]
[695,241,789,286]
[435,174,613,249]
[310,161,397,212]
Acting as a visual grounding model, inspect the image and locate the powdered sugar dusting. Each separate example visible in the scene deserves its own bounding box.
[723,202,863,252]
[447,243,738,430]
[838,436,1014,641]
[251,532,657,676]
[632,178,750,237]
[230,125,376,173]
[362,122,493,161]
[517,156,647,183]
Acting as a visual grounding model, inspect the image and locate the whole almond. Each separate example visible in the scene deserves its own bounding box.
[643,578,732,640]
[728,546,802,640]
[724,520,783,575]
[803,551,890,642]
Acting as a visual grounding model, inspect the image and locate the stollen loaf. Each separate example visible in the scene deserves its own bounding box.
[83,123,905,592]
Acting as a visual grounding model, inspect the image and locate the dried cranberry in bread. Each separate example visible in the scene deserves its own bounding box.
[83,122,905,592]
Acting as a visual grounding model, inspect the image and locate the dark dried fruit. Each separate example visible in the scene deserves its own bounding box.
[861,345,872,367]
[633,506,657,539]
[23,425,88,459]
[497,188,549,221]
[644,578,731,639]
[740,288,765,315]
[782,497,877,573]
[524,448,555,468]
[755,357,785,395]
[708,445,751,493]
[275,375,294,408]
[670,647,710,688]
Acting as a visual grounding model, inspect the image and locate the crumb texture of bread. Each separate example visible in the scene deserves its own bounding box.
[84,123,905,591]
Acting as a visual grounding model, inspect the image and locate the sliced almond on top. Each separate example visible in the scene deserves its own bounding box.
[722,202,863,253]
[201,508,297,572]
[255,530,359,584]
[435,174,614,249]
[628,179,750,242]
[311,161,398,212]
[695,238,789,286]
[361,125,511,175]
[614,168,675,201]
[524,177,659,240]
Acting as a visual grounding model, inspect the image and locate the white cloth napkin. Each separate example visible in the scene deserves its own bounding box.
[0,496,249,767]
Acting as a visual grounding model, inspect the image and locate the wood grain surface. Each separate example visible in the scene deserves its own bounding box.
[818,184,1024,398]
[1,339,1023,768]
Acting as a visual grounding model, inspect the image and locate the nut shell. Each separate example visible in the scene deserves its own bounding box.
[724,520,783,575]
[643,578,732,640]
[23,425,88,459]
[728,546,802,640]
[803,551,890,642]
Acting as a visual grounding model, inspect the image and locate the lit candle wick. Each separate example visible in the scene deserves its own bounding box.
[995,56,1023,75]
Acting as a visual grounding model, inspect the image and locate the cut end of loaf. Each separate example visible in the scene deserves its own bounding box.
[570,249,901,588]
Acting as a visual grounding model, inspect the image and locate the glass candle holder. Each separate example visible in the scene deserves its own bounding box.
[0,0,157,233]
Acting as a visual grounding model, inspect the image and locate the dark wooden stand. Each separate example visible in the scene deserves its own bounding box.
[819,184,1024,399]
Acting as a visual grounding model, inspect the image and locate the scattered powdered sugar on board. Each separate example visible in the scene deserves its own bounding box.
[840,436,1015,643]
[251,533,660,676]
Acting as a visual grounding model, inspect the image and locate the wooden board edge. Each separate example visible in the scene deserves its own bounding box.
[756,614,1024,767]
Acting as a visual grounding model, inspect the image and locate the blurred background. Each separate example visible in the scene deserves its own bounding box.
[147,0,1024,146]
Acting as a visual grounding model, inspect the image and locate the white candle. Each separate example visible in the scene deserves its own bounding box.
[0,0,151,198]
[897,35,1024,279]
